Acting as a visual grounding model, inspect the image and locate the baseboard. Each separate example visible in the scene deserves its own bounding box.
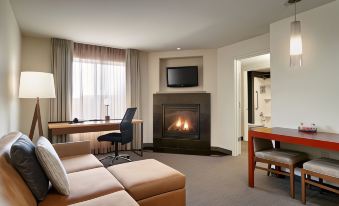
[143,143,154,150]
[154,147,211,156]
[143,143,232,156]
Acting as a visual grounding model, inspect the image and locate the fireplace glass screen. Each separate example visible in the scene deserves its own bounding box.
[163,104,199,139]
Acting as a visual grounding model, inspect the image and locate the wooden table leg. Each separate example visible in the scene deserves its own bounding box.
[248,131,255,187]
[141,122,143,157]
[275,140,280,149]
[131,122,143,157]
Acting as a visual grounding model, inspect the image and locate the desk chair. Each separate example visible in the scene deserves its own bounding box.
[253,138,308,198]
[97,108,137,164]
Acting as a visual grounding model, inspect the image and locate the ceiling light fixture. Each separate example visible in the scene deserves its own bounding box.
[289,0,303,68]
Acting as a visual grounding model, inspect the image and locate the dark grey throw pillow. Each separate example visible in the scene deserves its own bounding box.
[10,135,50,201]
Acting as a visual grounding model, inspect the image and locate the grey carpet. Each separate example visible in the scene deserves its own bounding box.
[96,143,338,206]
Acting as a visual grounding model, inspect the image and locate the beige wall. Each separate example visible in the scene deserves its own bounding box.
[20,36,51,137]
[142,49,218,145]
[270,1,339,159]
[217,34,270,155]
[0,0,21,136]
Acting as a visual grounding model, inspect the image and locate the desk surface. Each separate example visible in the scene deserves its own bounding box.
[250,127,339,145]
[48,119,143,136]
[48,119,143,129]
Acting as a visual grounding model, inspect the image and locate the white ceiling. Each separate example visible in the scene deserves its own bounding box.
[10,0,334,51]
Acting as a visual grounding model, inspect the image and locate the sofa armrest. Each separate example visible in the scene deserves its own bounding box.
[53,141,91,158]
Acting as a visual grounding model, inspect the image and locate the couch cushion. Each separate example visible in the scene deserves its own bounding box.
[39,167,124,206]
[255,149,308,165]
[303,158,339,178]
[61,154,103,174]
[0,132,37,206]
[107,159,185,201]
[69,191,139,206]
[10,135,50,200]
[36,136,70,195]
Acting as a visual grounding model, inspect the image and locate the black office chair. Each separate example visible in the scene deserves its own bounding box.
[97,107,137,163]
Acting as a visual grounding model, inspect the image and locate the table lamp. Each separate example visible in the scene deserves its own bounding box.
[19,72,56,139]
[104,98,110,121]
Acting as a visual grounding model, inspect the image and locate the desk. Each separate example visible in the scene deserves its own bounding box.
[48,119,144,156]
[248,127,339,187]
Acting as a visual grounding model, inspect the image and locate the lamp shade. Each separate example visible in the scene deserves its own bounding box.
[290,20,303,67]
[19,72,56,98]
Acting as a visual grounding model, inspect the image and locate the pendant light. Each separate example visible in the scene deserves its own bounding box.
[289,0,303,68]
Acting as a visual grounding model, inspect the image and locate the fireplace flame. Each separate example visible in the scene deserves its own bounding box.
[176,117,182,128]
[173,117,190,131]
[183,120,189,130]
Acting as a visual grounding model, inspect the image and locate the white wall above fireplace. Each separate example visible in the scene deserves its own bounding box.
[159,56,203,92]
[142,49,217,145]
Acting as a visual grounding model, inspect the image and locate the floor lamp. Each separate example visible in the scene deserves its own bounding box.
[19,72,56,140]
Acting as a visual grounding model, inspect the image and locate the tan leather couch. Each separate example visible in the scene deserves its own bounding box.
[0,132,185,206]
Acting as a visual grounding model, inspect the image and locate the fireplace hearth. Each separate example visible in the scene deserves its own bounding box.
[154,93,210,155]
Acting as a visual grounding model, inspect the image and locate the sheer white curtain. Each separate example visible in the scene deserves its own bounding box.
[71,43,126,154]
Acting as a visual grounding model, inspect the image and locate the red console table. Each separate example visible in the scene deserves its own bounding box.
[248,127,339,187]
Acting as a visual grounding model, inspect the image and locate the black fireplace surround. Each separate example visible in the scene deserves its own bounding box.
[153,93,211,155]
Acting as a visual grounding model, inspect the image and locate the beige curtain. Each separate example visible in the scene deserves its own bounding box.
[50,38,73,143]
[126,49,142,151]
[70,43,127,154]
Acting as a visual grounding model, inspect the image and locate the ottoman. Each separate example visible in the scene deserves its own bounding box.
[107,159,186,206]
[69,191,139,206]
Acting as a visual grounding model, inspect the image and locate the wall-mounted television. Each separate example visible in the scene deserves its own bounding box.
[167,66,198,87]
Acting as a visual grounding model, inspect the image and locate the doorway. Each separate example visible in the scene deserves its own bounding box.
[235,53,271,155]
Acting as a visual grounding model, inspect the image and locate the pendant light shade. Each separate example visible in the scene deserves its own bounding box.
[290,20,302,67]
[289,0,303,68]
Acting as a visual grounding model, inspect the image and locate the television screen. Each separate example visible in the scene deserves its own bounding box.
[167,66,198,87]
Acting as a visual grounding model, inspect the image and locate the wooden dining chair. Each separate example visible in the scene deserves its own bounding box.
[301,158,339,204]
[253,138,308,198]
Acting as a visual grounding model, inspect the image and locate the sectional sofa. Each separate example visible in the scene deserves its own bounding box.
[0,132,186,206]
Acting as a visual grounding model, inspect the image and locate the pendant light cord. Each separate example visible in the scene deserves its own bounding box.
[294,1,297,21]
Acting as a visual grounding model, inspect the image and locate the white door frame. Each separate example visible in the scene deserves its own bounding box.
[233,50,270,156]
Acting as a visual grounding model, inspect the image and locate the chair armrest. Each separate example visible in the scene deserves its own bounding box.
[53,141,91,158]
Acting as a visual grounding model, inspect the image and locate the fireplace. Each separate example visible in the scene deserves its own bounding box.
[154,93,210,155]
[163,104,200,139]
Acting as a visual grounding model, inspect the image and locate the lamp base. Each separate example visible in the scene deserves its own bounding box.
[29,97,43,140]
[105,116,110,121]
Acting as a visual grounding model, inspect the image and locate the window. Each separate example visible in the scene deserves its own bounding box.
[72,57,126,120]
